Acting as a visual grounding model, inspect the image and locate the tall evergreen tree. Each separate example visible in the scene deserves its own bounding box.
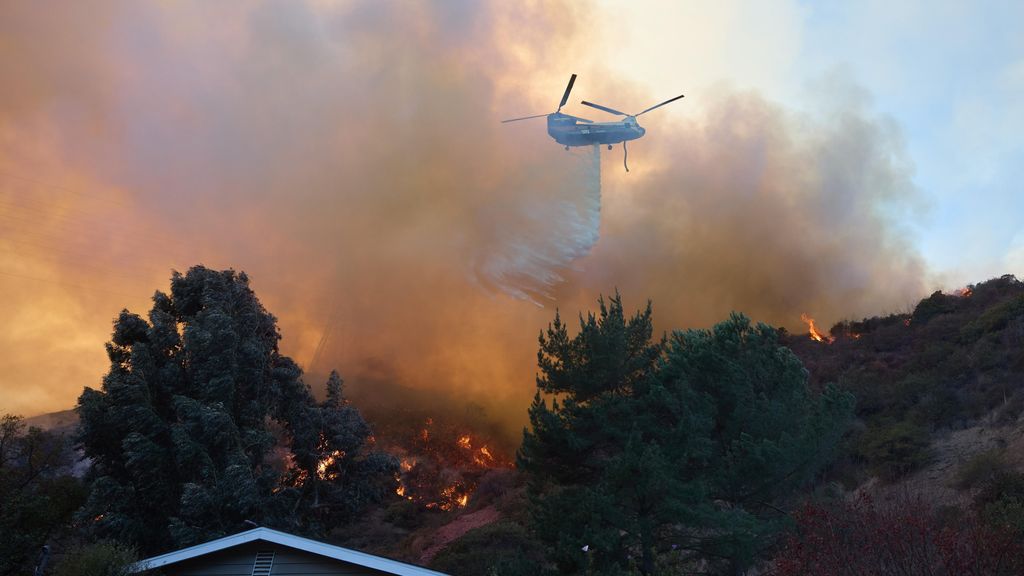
[519,296,854,575]
[76,266,395,554]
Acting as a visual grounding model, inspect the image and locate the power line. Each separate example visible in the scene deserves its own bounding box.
[0,170,134,210]
[0,268,144,299]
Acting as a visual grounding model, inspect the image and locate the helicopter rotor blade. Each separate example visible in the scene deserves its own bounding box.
[562,114,594,124]
[501,113,549,123]
[558,74,577,111]
[581,100,629,117]
[636,94,685,117]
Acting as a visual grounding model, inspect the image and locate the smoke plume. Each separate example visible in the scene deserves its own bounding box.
[0,1,926,432]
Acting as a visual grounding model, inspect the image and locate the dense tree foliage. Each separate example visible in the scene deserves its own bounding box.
[0,414,85,576]
[76,266,395,554]
[519,295,854,575]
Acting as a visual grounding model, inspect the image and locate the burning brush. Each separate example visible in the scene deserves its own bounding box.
[800,313,834,344]
[379,416,513,512]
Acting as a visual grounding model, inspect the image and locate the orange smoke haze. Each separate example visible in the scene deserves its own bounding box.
[0,2,927,432]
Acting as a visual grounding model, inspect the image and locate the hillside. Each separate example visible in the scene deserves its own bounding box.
[784,274,1024,484]
[14,275,1024,574]
[414,275,1024,573]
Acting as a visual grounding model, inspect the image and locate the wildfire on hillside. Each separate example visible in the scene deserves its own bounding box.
[800,313,835,344]
[954,286,973,298]
[383,417,513,512]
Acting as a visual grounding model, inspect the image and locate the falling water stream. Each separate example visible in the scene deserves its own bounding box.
[476,144,602,303]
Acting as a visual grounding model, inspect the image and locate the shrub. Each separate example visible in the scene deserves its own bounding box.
[854,420,931,481]
[430,521,546,576]
[51,541,138,576]
[774,495,1024,576]
[961,294,1024,341]
[973,470,1024,537]
[953,449,1011,490]
[382,499,423,530]
[912,291,959,325]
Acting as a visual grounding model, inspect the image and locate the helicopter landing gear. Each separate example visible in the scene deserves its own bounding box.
[608,144,613,150]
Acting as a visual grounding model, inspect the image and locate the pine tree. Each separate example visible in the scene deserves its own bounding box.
[519,297,854,575]
[660,314,855,573]
[76,266,396,554]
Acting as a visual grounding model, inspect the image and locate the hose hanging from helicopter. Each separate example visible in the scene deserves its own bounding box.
[581,93,684,173]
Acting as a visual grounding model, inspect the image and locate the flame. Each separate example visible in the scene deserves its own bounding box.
[384,417,509,511]
[433,484,471,511]
[419,418,434,443]
[473,445,495,467]
[954,287,973,297]
[393,472,413,500]
[800,313,834,343]
[316,449,344,481]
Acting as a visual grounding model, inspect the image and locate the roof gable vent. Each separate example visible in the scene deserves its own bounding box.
[251,551,275,576]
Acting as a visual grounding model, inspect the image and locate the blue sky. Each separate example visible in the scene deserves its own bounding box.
[798,1,1024,283]
[596,0,1023,286]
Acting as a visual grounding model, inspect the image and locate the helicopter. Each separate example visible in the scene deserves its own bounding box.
[501,74,684,171]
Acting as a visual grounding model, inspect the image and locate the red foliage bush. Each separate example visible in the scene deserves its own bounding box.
[773,495,1024,576]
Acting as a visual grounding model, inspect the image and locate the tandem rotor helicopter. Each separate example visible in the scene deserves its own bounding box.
[501,74,684,171]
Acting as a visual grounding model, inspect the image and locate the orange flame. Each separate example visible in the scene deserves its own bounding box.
[394,473,413,500]
[473,445,495,467]
[954,287,973,297]
[429,484,471,511]
[800,313,834,343]
[316,449,344,481]
[457,435,472,449]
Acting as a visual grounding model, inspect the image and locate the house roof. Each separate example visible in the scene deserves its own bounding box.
[131,526,449,576]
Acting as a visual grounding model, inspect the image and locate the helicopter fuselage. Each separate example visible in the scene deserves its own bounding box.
[546,112,645,147]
